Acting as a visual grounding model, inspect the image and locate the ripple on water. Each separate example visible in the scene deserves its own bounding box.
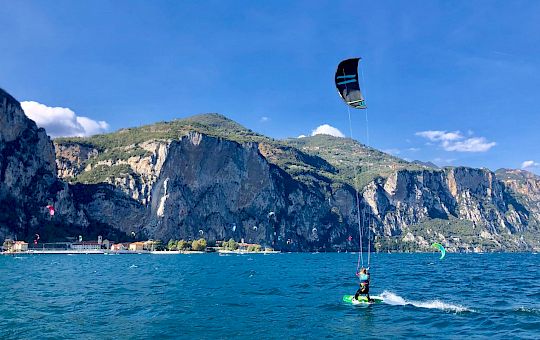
[1,253,539,339]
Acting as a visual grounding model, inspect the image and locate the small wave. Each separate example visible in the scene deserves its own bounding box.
[380,291,473,313]
[291,283,311,289]
[514,307,540,316]
[129,265,138,268]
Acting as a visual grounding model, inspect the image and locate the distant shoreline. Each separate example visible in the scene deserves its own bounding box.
[0,249,282,255]
[0,250,199,255]
[2,250,538,255]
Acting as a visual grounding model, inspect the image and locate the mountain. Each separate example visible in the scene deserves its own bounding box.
[411,160,439,169]
[2,88,539,251]
[1,88,84,241]
[0,88,146,243]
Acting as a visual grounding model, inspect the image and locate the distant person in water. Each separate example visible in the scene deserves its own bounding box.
[354,267,372,302]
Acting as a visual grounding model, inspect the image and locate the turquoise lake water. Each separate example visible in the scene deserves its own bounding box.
[1,253,539,339]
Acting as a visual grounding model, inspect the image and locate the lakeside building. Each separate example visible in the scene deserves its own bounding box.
[129,242,145,251]
[71,241,101,250]
[30,242,71,250]
[111,243,128,251]
[13,241,28,252]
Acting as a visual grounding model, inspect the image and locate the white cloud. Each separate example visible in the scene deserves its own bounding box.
[297,134,306,138]
[21,101,109,138]
[76,116,110,136]
[416,130,496,153]
[260,116,270,123]
[442,137,496,152]
[521,160,539,169]
[311,124,345,138]
[407,147,420,152]
[415,130,463,142]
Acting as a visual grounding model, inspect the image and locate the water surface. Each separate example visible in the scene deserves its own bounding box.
[1,253,539,339]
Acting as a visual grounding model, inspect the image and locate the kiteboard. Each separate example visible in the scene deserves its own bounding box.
[342,295,383,305]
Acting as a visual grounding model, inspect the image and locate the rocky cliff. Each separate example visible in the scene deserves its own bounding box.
[2,87,539,251]
[0,88,86,241]
[363,167,537,252]
[0,88,146,243]
[53,114,540,251]
[56,130,360,251]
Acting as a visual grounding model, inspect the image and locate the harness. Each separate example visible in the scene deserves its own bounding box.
[359,273,370,286]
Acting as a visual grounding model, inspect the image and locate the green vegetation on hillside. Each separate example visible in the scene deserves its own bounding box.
[74,164,136,184]
[374,217,535,252]
[56,113,271,150]
[284,134,425,188]
[55,113,281,184]
[55,113,440,191]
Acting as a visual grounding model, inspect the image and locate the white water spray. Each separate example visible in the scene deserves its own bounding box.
[379,291,473,313]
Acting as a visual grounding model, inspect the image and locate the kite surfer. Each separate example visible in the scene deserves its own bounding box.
[353,268,372,302]
[335,58,376,303]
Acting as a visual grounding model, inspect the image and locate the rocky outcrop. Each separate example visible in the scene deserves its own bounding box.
[55,142,98,179]
[56,140,170,205]
[81,132,360,251]
[0,89,144,243]
[496,169,540,214]
[0,88,89,241]
[69,183,147,239]
[364,167,538,251]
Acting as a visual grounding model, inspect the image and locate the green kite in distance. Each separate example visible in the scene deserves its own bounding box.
[431,242,446,260]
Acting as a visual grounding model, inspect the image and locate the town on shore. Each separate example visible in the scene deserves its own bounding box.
[1,236,279,255]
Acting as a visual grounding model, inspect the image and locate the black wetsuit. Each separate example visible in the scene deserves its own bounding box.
[354,273,370,300]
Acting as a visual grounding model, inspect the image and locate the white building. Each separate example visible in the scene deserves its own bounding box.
[13,241,28,252]
[71,241,101,250]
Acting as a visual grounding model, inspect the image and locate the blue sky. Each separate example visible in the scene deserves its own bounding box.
[1,0,539,173]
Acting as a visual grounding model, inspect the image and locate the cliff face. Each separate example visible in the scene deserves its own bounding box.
[0,89,88,241]
[54,119,540,251]
[56,131,360,251]
[0,89,147,243]
[496,169,540,216]
[3,86,539,251]
[364,167,538,252]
